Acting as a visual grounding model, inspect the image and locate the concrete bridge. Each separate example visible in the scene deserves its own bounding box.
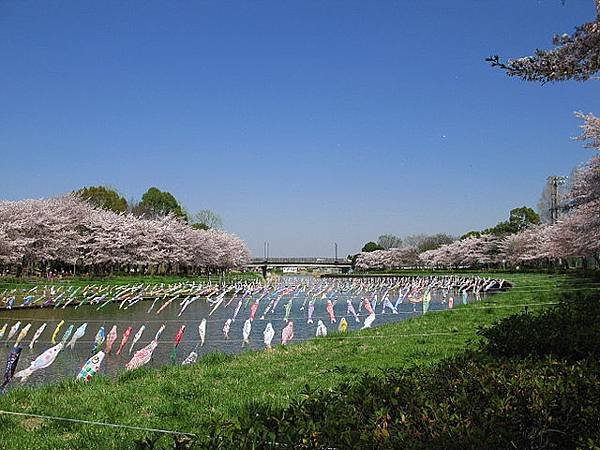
[248,257,352,277]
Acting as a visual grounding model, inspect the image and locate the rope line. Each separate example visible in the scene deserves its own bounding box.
[0,300,569,325]
[0,282,596,304]
[0,303,559,349]
[0,285,596,317]
[8,332,484,346]
[0,409,196,437]
[0,279,595,291]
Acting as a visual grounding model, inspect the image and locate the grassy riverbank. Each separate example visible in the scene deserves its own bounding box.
[0,272,589,449]
[0,272,260,290]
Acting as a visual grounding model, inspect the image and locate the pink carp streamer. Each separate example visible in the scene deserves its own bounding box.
[249,300,260,321]
[281,321,294,345]
[325,300,336,323]
[105,325,118,354]
[362,298,374,316]
[126,340,158,371]
[173,325,186,348]
[116,326,133,355]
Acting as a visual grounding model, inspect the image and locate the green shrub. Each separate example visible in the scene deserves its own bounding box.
[478,290,600,361]
[198,355,600,449]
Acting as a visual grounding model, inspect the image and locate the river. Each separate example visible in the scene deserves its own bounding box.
[0,275,494,389]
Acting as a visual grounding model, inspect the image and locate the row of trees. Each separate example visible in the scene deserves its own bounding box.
[76,185,223,230]
[0,195,250,276]
[361,233,456,254]
[356,234,502,271]
[362,206,539,255]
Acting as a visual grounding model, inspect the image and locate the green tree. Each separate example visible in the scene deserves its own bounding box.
[486,206,541,236]
[134,187,186,220]
[508,206,541,231]
[191,222,210,231]
[361,242,384,252]
[460,230,482,240]
[466,206,541,238]
[75,186,128,213]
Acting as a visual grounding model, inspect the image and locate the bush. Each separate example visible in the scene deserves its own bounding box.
[478,290,600,361]
[199,355,600,449]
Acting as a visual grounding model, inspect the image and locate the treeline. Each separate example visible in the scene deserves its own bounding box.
[355,206,556,270]
[76,185,222,230]
[359,206,540,258]
[357,162,598,269]
[0,195,249,277]
[361,232,456,254]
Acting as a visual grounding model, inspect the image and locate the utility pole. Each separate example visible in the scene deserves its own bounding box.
[334,242,338,262]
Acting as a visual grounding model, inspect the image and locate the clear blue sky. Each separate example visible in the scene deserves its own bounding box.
[1,1,598,257]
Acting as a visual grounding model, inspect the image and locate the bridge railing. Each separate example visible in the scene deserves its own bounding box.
[250,257,349,264]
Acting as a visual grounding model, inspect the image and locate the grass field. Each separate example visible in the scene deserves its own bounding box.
[0,272,577,449]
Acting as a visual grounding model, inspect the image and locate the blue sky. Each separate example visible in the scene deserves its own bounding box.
[1,1,598,257]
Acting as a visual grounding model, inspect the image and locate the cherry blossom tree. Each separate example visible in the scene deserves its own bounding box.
[488,1,600,83]
[0,195,250,276]
[355,247,418,271]
[500,224,555,265]
[550,128,600,265]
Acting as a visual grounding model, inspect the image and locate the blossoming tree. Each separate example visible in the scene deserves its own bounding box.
[0,195,250,276]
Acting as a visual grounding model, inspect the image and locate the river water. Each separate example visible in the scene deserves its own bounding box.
[0,275,492,390]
